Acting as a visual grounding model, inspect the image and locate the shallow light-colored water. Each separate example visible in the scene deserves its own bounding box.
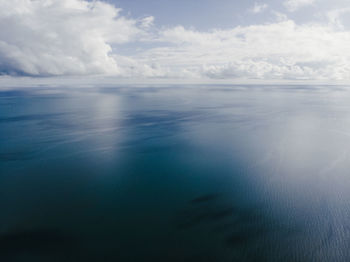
[1,85,350,261]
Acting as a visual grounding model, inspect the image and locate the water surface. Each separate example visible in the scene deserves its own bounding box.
[1,84,350,261]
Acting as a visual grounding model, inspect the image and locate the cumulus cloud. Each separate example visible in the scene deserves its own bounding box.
[1,0,350,81]
[284,0,316,12]
[0,0,141,76]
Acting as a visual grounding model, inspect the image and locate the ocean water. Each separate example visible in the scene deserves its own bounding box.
[1,84,350,261]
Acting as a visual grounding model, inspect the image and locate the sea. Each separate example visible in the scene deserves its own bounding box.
[1,84,350,261]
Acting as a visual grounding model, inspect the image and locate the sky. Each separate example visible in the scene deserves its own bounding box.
[1,0,350,81]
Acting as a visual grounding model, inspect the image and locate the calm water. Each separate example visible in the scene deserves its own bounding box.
[1,84,350,261]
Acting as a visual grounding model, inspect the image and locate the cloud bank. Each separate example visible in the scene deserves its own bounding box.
[156,21,350,80]
[1,0,350,81]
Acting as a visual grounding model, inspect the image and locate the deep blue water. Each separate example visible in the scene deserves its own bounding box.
[1,84,350,261]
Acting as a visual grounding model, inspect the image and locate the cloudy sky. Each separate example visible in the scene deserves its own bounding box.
[1,0,350,81]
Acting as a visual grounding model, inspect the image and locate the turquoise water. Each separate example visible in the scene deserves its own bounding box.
[1,85,350,261]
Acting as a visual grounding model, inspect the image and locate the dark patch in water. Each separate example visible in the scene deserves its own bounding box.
[176,201,238,230]
[190,194,220,204]
[176,193,298,261]
[209,207,235,220]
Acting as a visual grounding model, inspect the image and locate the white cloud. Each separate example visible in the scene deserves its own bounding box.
[250,3,268,14]
[0,0,141,76]
[1,0,350,81]
[142,21,350,80]
[284,0,316,12]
